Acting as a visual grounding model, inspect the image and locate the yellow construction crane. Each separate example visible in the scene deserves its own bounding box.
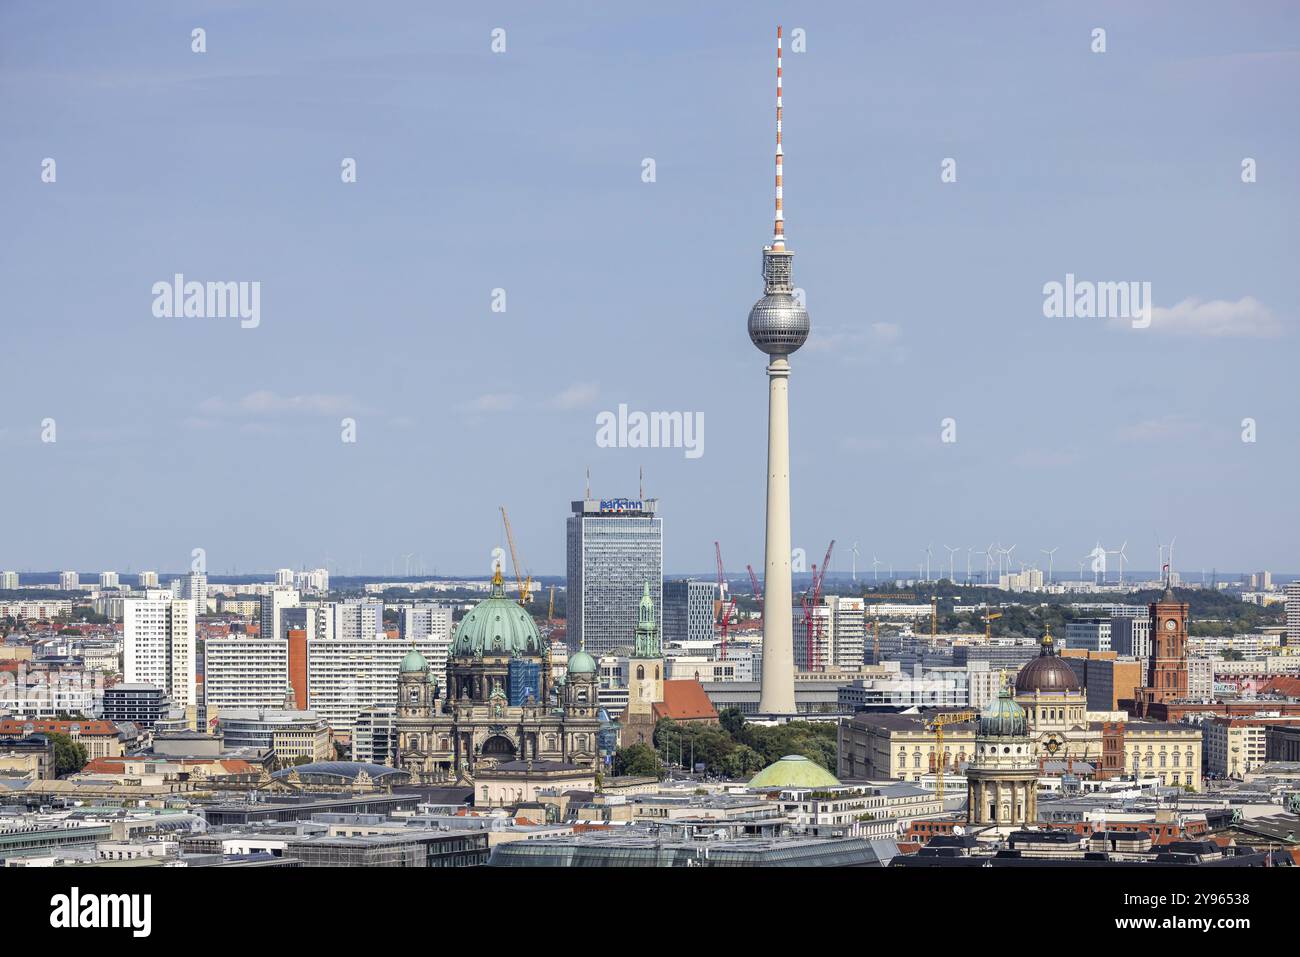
[547,585,555,624]
[984,607,1003,642]
[859,593,939,639]
[499,506,532,605]
[926,710,978,802]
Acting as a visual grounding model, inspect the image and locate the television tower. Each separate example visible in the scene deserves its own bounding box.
[751,26,811,715]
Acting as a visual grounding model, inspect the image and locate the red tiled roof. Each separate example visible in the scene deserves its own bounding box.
[652,680,718,722]
[83,757,128,774]
[1261,676,1300,698]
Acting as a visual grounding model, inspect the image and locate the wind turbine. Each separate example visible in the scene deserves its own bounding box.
[1003,544,1017,580]
[943,544,959,583]
[965,547,974,585]
[871,555,882,584]
[984,542,996,584]
[925,544,933,582]
[1040,546,1059,584]
[851,542,860,582]
[1107,541,1128,584]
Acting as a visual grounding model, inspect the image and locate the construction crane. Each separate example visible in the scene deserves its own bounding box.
[984,606,1003,642]
[859,591,939,651]
[857,590,920,665]
[547,585,556,625]
[499,506,532,605]
[746,564,763,609]
[798,540,835,672]
[926,710,977,802]
[714,542,738,661]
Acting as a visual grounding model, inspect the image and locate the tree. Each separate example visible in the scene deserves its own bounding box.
[720,744,766,779]
[46,732,88,777]
[613,743,663,778]
[718,707,746,737]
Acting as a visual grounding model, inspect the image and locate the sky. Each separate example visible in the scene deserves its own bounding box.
[1,1,1297,578]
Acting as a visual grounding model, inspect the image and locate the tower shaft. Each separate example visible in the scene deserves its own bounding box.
[758,357,796,714]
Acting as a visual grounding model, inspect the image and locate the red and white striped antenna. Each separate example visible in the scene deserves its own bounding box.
[773,25,785,251]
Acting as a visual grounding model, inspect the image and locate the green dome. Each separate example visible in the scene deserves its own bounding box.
[747,754,840,789]
[450,575,543,658]
[567,649,597,675]
[400,648,428,673]
[979,688,1028,738]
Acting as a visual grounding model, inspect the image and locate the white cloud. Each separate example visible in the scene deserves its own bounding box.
[199,390,356,416]
[459,393,518,414]
[1143,296,1283,338]
[807,322,906,363]
[550,382,600,410]
[1117,415,1202,443]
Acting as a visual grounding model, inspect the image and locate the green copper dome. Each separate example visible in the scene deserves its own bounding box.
[450,572,543,658]
[400,647,428,673]
[979,687,1028,738]
[747,754,840,789]
[568,648,597,675]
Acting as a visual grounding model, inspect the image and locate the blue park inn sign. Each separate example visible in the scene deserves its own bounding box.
[599,498,643,513]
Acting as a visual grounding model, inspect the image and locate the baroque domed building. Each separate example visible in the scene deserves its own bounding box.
[966,685,1037,826]
[1014,626,1092,762]
[394,569,601,784]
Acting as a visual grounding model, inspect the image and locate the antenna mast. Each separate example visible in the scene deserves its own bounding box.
[773,25,785,250]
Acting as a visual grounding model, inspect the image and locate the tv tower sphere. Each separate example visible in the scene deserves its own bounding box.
[748,286,810,356]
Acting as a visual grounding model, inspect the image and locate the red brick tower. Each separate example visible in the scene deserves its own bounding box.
[1136,578,1189,716]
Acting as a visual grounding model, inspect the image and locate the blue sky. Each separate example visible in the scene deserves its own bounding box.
[1,1,1296,577]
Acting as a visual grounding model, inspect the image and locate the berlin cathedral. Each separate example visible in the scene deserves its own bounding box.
[394,569,602,784]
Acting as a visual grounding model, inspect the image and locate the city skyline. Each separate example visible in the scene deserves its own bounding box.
[3,3,1297,573]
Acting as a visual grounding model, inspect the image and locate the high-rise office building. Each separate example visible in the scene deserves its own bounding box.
[294,568,330,593]
[171,572,208,614]
[398,603,454,686]
[0,571,18,590]
[260,587,300,641]
[123,590,196,709]
[566,496,662,656]
[792,605,833,672]
[98,571,119,589]
[203,636,290,713]
[827,595,866,669]
[1111,616,1152,659]
[749,27,811,714]
[137,570,158,588]
[275,568,295,587]
[306,636,443,735]
[59,571,79,590]
[661,580,714,646]
[1066,618,1111,652]
[1285,581,1300,647]
[283,603,335,642]
[334,598,385,642]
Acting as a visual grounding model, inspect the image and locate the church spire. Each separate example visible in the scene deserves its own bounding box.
[634,582,659,658]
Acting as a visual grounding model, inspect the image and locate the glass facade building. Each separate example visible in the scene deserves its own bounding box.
[662,579,715,646]
[566,497,663,656]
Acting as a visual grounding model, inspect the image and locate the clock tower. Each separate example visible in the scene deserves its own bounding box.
[1136,579,1189,716]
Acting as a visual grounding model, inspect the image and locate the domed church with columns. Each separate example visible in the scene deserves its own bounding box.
[394,568,602,784]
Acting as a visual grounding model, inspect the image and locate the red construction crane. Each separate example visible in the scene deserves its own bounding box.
[714,542,738,661]
[799,540,835,671]
[746,564,763,617]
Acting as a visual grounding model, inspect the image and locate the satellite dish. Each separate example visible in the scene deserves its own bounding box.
[952,825,965,836]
